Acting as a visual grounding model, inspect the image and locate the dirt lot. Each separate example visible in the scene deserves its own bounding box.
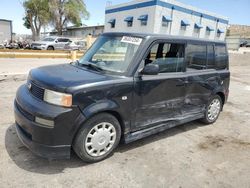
[0,56,250,188]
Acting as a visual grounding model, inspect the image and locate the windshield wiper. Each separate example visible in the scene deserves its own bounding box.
[79,62,104,72]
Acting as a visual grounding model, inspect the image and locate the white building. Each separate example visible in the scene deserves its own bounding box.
[105,0,229,41]
[0,19,12,42]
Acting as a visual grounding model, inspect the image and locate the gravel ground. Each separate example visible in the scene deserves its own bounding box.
[0,55,250,188]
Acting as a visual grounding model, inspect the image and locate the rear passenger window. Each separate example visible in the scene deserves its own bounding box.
[58,38,69,42]
[207,45,215,69]
[215,45,228,70]
[186,44,207,70]
[57,38,64,42]
[145,42,185,73]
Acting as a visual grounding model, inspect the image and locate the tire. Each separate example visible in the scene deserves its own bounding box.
[73,113,121,163]
[201,95,223,124]
[47,46,54,50]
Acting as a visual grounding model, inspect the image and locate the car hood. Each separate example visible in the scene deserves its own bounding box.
[29,64,117,92]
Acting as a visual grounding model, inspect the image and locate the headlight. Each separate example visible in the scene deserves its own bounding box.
[44,89,72,107]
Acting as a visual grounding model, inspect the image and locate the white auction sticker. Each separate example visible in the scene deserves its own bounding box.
[121,36,142,45]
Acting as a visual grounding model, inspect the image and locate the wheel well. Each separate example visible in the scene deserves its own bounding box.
[47,46,54,50]
[73,110,126,145]
[82,110,125,135]
[105,110,125,135]
[216,92,225,105]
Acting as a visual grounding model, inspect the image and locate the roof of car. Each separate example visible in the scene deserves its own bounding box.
[103,32,225,44]
[44,36,57,38]
[44,36,70,39]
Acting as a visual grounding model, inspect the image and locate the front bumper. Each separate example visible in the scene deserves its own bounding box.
[15,123,70,159]
[14,84,86,159]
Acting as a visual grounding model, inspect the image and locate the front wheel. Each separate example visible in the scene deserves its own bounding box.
[201,95,222,124]
[73,113,121,163]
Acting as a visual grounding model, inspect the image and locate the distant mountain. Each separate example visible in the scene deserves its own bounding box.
[228,24,250,37]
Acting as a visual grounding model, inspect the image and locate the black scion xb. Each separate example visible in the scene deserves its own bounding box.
[14,32,230,162]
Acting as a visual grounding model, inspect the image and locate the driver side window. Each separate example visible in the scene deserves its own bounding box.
[145,42,185,73]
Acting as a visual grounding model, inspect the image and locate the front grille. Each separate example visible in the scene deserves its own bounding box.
[15,101,34,121]
[30,82,44,100]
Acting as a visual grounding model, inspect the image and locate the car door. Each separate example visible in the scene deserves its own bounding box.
[54,38,61,50]
[184,43,219,114]
[55,38,70,50]
[132,41,188,131]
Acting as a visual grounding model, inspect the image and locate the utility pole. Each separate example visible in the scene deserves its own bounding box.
[169,6,175,35]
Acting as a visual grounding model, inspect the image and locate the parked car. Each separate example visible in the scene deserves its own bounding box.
[0,43,4,49]
[245,43,250,48]
[64,40,87,51]
[14,33,230,162]
[240,41,248,47]
[31,37,71,50]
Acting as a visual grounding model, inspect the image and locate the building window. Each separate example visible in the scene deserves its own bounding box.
[193,23,202,37]
[206,26,214,36]
[141,20,147,26]
[194,23,203,30]
[124,16,133,27]
[111,23,115,28]
[127,21,133,27]
[108,19,116,28]
[180,20,190,31]
[162,16,172,27]
[217,29,224,38]
[162,22,169,27]
[193,28,199,38]
[138,15,148,26]
[180,26,186,31]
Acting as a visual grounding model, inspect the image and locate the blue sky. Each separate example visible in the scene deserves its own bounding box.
[0,0,249,34]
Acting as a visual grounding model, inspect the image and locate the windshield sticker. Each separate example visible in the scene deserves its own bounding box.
[121,36,142,45]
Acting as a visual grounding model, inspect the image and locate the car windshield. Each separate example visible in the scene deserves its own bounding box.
[42,38,55,42]
[78,35,143,74]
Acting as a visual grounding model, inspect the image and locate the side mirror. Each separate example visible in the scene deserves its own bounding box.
[55,40,58,43]
[140,63,159,75]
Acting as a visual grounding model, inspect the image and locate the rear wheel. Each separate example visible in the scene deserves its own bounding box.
[201,95,222,124]
[47,46,54,50]
[73,113,121,163]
